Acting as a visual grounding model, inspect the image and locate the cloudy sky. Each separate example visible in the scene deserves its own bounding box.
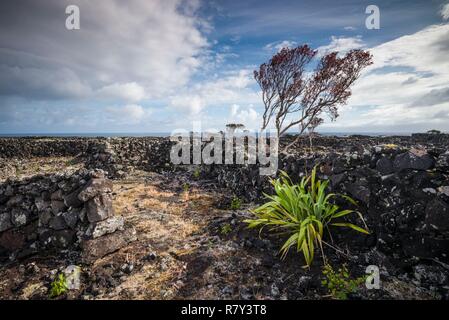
[0,0,448,134]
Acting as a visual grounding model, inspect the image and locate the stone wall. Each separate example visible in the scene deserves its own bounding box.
[84,137,174,178]
[0,169,135,263]
[0,134,448,264]
[210,138,449,263]
[0,137,174,178]
[0,137,91,158]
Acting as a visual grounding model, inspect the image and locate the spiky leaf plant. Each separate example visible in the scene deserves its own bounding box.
[244,167,368,267]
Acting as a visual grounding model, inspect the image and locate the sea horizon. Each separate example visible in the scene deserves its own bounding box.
[0,131,430,138]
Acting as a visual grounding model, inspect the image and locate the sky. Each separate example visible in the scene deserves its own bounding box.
[0,0,448,134]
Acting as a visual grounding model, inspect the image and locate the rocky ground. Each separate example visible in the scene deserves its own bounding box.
[0,155,447,300]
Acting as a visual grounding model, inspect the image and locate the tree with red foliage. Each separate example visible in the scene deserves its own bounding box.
[254,44,373,153]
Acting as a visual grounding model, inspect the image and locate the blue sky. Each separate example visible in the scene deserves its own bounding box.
[0,0,448,134]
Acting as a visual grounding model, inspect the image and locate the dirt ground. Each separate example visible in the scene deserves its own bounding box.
[0,157,444,300]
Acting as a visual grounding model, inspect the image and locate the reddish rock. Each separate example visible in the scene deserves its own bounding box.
[77,178,113,202]
[81,227,137,263]
[51,199,66,215]
[0,229,25,251]
[86,194,114,223]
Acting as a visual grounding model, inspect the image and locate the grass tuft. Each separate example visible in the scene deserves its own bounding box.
[244,166,369,267]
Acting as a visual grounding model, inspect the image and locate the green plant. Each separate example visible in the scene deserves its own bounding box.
[14,164,22,177]
[206,240,214,249]
[65,158,75,166]
[244,167,368,267]
[321,264,366,299]
[220,223,232,235]
[49,273,68,298]
[230,196,242,210]
[193,167,201,180]
[182,183,190,192]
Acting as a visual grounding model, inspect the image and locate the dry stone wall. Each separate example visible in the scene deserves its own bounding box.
[0,134,448,266]
[0,137,91,158]
[0,169,135,263]
[211,136,449,263]
[84,137,174,177]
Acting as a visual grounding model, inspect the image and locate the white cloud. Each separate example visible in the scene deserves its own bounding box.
[0,97,162,133]
[168,69,260,116]
[0,0,209,100]
[230,104,240,117]
[227,104,259,129]
[368,24,449,75]
[97,82,146,102]
[317,36,365,56]
[323,24,449,132]
[123,104,146,121]
[0,63,92,99]
[170,95,204,115]
[2,1,447,134]
[106,104,152,124]
[264,40,297,52]
[440,3,449,20]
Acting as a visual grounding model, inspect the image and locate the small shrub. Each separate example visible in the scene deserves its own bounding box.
[182,183,190,192]
[49,273,68,298]
[383,143,398,149]
[321,264,366,300]
[244,167,368,267]
[65,157,79,167]
[230,196,241,210]
[193,168,201,180]
[220,223,232,235]
[14,165,22,177]
[206,240,214,249]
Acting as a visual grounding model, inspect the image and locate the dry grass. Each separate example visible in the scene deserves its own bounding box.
[113,183,178,214]
[0,156,83,182]
[86,176,222,299]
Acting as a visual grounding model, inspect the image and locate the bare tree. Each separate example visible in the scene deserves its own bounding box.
[307,117,323,151]
[226,123,245,132]
[254,44,373,153]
